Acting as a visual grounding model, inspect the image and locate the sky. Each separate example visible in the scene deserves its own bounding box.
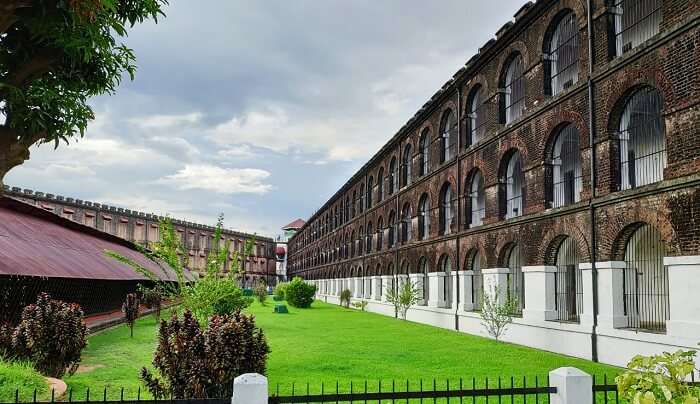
[6,0,526,238]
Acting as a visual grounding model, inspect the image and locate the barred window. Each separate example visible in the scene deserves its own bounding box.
[439,110,456,163]
[366,221,373,253]
[366,176,373,209]
[551,124,583,207]
[351,191,356,218]
[419,256,429,304]
[468,86,487,145]
[359,184,365,213]
[439,254,453,308]
[553,237,583,323]
[377,167,384,202]
[439,183,454,236]
[502,54,525,124]
[505,244,524,316]
[388,210,396,248]
[418,193,430,240]
[469,249,485,311]
[612,0,662,56]
[619,87,666,190]
[389,157,398,195]
[402,145,412,187]
[401,203,412,244]
[505,152,525,219]
[419,129,431,176]
[469,170,485,227]
[545,11,579,96]
[376,217,384,251]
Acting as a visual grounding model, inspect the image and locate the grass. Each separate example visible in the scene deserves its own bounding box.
[51,300,620,399]
[0,359,48,402]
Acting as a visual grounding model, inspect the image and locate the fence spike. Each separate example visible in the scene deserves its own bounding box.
[15,388,18,404]
[86,387,90,403]
[51,388,55,404]
[104,387,107,402]
[523,376,527,404]
[535,376,539,404]
[472,377,476,404]
[33,388,37,404]
[69,388,73,403]
[486,377,489,404]
[137,386,140,402]
[498,377,502,404]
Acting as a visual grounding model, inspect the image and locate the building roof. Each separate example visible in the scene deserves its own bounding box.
[0,197,189,281]
[282,219,305,230]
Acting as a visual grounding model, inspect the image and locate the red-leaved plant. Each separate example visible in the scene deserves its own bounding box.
[141,309,269,399]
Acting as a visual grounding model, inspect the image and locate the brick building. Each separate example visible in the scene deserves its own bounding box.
[287,0,700,367]
[2,185,277,284]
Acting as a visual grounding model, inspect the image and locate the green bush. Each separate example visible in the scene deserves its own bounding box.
[340,289,352,308]
[273,282,288,300]
[7,293,87,378]
[284,277,317,308]
[254,282,268,305]
[185,277,252,324]
[141,310,269,399]
[272,295,283,301]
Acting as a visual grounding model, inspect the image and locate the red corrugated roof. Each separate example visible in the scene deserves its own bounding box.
[0,197,187,281]
[282,218,305,230]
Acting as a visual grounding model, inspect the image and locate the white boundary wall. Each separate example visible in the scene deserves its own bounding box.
[311,255,700,369]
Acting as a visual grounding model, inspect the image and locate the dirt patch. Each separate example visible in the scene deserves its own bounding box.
[46,377,67,398]
[75,364,104,373]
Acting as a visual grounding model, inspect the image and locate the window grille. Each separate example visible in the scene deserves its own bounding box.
[376,219,384,251]
[468,87,488,145]
[401,146,412,187]
[505,152,525,219]
[377,169,384,202]
[401,205,412,244]
[612,0,662,56]
[440,110,457,163]
[389,158,398,195]
[419,130,431,176]
[439,184,455,235]
[388,211,396,248]
[471,250,485,311]
[552,124,583,207]
[366,177,373,209]
[440,254,453,308]
[546,11,579,96]
[420,257,429,304]
[503,55,525,124]
[366,223,373,253]
[622,224,669,332]
[618,87,666,190]
[506,244,524,316]
[553,237,583,322]
[418,194,430,240]
[470,171,486,227]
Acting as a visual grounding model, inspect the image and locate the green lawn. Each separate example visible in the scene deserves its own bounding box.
[0,359,49,402]
[55,300,619,400]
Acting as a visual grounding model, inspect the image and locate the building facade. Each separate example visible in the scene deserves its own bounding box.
[3,185,277,283]
[287,0,700,367]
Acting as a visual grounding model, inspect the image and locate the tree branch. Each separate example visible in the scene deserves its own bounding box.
[5,48,62,89]
[0,0,32,36]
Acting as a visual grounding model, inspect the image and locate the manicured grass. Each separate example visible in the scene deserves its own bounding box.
[0,359,48,402]
[55,300,619,399]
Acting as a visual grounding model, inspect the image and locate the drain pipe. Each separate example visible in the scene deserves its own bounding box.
[455,87,462,331]
[586,0,600,363]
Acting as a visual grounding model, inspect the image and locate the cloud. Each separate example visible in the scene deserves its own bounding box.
[130,112,203,130]
[157,164,273,195]
[216,144,256,159]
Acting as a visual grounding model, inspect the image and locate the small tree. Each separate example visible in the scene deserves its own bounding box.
[138,284,163,321]
[254,281,268,306]
[385,280,422,320]
[479,285,518,340]
[273,282,288,300]
[122,293,140,337]
[339,289,352,308]
[285,277,316,308]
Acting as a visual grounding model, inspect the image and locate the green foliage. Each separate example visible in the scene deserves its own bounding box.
[0,0,167,160]
[138,284,163,321]
[273,282,288,300]
[140,310,269,399]
[385,280,422,320]
[184,275,252,325]
[254,282,268,306]
[351,300,368,311]
[479,286,519,340]
[4,293,87,378]
[616,350,700,404]
[340,289,352,308]
[122,293,140,338]
[285,277,317,308]
[0,358,49,402]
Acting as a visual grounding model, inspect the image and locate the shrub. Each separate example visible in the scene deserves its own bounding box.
[616,349,700,404]
[352,300,368,311]
[254,282,268,305]
[138,284,163,321]
[273,282,288,300]
[122,293,140,337]
[184,275,252,325]
[479,285,518,340]
[340,289,352,308]
[140,310,269,399]
[9,293,87,378]
[285,277,317,308]
[385,280,422,320]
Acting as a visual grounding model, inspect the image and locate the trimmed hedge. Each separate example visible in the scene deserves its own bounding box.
[284,277,316,308]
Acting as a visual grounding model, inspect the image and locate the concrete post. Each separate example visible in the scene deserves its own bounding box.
[482,268,509,303]
[381,275,394,302]
[232,373,267,404]
[427,272,448,308]
[409,273,425,305]
[665,256,700,337]
[457,270,474,311]
[522,266,557,322]
[548,367,592,404]
[364,277,372,299]
[581,262,627,329]
[372,276,382,300]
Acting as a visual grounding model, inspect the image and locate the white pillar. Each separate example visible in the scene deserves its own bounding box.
[364,277,372,299]
[381,275,394,302]
[355,277,363,298]
[409,273,425,306]
[482,268,509,303]
[665,256,700,337]
[581,262,627,328]
[372,276,382,300]
[396,274,408,290]
[427,272,448,308]
[522,265,557,322]
[580,265,594,326]
[548,367,592,404]
[232,373,267,404]
[457,270,474,312]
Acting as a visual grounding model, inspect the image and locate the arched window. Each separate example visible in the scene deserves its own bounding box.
[350,230,356,257]
[468,170,485,227]
[501,54,525,124]
[622,224,668,332]
[467,85,487,145]
[367,177,374,209]
[554,237,583,322]
[418,129,431,176]
[439,183,454,235]
[359,184,365,213]
[351,191,356,218]
[550,124,582,207]
[358,227,364,256]
[612,0,662,57]
[419,257,429,304]
[376,217,384,251]
[388,210,396,248]
[345,197,350,222]
[618,87,666,190]
[504,244,524,315]
[401,203,412,244]
[402,145,412,187]
[366,221,373,253]
[545,11,579,96]
[439,254,453,308]
[468,249,485,311]
[505,151,525,219]
[439,110,455,163]
[389,157,398,195]
[377,168,384,202]
[418,193,430,240]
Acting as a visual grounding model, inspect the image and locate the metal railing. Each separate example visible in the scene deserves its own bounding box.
[612,0,662,56]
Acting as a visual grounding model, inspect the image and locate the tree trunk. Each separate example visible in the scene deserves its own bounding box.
[0,138,31,196]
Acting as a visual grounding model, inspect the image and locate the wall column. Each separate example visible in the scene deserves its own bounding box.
[372,275,382,300]
[457,270,474,311]
[427,272,447,308]
[409,273,425,306]
[522,265,557,322]
[665,256,700,338]
[381,275,394,302]
[482,268,509,303]
[364,277,372,299]
[581,261,627,329]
